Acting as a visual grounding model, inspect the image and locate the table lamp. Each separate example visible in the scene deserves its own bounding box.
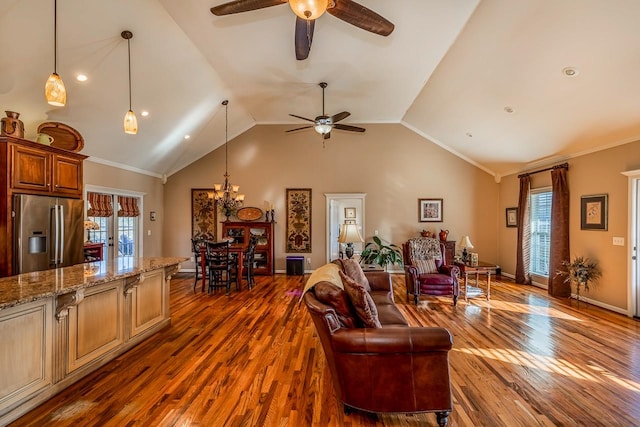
[458,235,474,263]
[84,220,100,243]
[338,223,364,259]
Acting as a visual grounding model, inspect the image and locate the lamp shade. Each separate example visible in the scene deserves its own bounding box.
[124,109,138,134]
[289,0,328,20]
[314,123,332,135]
[338,223,364,244]
[83,220,100,231]
[45,72,67,106]
[458,235,474,250]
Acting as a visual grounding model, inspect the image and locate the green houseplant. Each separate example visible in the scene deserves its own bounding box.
[557,256,602,302]
[359,236,403,271]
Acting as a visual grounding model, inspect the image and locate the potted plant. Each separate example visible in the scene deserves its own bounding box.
[557,256,602,302]
[359,236,403,271]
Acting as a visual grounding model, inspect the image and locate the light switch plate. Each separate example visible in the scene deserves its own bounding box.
[613,237,624,246]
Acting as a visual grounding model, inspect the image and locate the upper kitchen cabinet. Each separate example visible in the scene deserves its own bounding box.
[3,136,87,198]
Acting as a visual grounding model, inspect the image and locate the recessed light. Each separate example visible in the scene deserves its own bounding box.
[141,111,149,117]
[563,67,579,77]
[76,74,88,82]
[184,135,190,140]
[504,106,514,113]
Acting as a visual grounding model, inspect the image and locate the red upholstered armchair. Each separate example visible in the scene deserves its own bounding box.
[403,238,459,305]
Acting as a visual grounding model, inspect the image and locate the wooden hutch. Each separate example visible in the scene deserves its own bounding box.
[221,221,275,275]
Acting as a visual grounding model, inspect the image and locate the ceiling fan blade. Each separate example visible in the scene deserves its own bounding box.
[327,0,394,36]
[333,123,366,133]
[211,0,286,16]
[289,113,316,123]
[286,125,314,133]
[330,111,350,123]
[295,17,315,60]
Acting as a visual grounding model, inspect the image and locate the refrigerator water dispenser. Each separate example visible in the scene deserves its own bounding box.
[28,235,47,254]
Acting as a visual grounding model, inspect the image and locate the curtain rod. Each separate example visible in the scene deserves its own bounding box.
[518,162,568,178]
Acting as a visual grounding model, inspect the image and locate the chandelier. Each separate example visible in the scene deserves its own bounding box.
[214,100,244,220]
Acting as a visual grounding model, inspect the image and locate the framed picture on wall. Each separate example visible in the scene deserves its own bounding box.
[418,198,443,222]
[344,207,356,219]
[581,194,608,230]
[506,207,518,227]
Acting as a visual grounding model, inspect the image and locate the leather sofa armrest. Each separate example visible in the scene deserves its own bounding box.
[365,271,392,292]
[331,327,453,353]
[438,264,460,278]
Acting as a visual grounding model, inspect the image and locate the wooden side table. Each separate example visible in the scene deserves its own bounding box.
[83,243,104,262]
[454,261,497,301]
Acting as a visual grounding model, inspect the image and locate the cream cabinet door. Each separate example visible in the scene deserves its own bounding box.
[129,269,166,338]
[0,298,53,412]
[66,280,124,373]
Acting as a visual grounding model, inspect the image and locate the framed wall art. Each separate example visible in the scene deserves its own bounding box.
[506,207,518,227]
[286,188,312,252]
[581,194,608,231]
[191,188,217,240]
[418,198,443,222]
[344,207,356,219]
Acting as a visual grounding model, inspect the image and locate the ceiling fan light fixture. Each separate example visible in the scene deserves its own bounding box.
[289,0,328,20]
[314,123,332,135]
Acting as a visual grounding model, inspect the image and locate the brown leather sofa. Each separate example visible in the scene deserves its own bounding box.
[303,263,454,426]
[403,238,460,305]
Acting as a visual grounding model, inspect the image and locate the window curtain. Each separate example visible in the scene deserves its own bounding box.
[118,196,140,217]
[515,175,532,284]
[548,166,570,297]
[87,192,114,217]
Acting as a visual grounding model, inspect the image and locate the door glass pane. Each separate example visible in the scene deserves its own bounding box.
[118,216,137,256]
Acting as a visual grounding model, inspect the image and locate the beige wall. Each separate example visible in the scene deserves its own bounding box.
[84,161,164,257]
[498,139,640,311]
[163,124,499,272]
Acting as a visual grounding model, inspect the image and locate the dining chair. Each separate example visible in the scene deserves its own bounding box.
[206,240,238,294]
[243,236,258,289]
[191,237,206,292]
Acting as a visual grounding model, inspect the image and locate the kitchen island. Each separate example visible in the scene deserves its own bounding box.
[0,257,186,425]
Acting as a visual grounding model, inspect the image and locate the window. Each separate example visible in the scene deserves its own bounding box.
[530,189,552,276]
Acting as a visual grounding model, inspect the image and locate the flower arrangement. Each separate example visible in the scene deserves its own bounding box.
[557,256,602,299]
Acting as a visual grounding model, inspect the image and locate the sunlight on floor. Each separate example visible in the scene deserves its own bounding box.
[466,299,581,321]
[454,347,640,392]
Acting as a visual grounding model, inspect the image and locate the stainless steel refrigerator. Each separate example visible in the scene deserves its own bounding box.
[13,194,85,274]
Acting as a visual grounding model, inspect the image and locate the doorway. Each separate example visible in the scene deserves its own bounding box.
[325,193,366,263]
[622,169,640,318]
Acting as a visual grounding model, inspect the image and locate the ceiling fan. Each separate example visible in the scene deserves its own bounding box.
[286,82,366,140]
[210,0,394,60]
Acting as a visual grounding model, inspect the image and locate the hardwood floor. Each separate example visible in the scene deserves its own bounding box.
[10,273,640,426]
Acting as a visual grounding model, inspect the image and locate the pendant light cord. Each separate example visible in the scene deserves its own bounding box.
[53,0,58,73]
[223,100,229,176]
[127,38,132,110]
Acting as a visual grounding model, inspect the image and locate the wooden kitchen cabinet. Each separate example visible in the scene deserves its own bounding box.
[10,142,84,197]
[0,136,87,277]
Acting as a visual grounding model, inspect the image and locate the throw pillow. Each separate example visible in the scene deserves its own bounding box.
[339,271,382,328]
[313,282,356,328]
[341,258,371,292]
[415,259,438,274]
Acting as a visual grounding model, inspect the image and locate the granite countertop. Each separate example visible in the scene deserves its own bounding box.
[0,257,187,310]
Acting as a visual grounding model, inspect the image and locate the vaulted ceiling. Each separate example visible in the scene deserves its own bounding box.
[2,0,639,179]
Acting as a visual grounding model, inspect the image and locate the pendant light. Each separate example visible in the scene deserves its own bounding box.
[45,0,66,106]
[214,100,245,221]
[122,30,137,134]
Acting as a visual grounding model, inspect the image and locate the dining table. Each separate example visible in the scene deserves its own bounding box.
[199,242,244,292]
